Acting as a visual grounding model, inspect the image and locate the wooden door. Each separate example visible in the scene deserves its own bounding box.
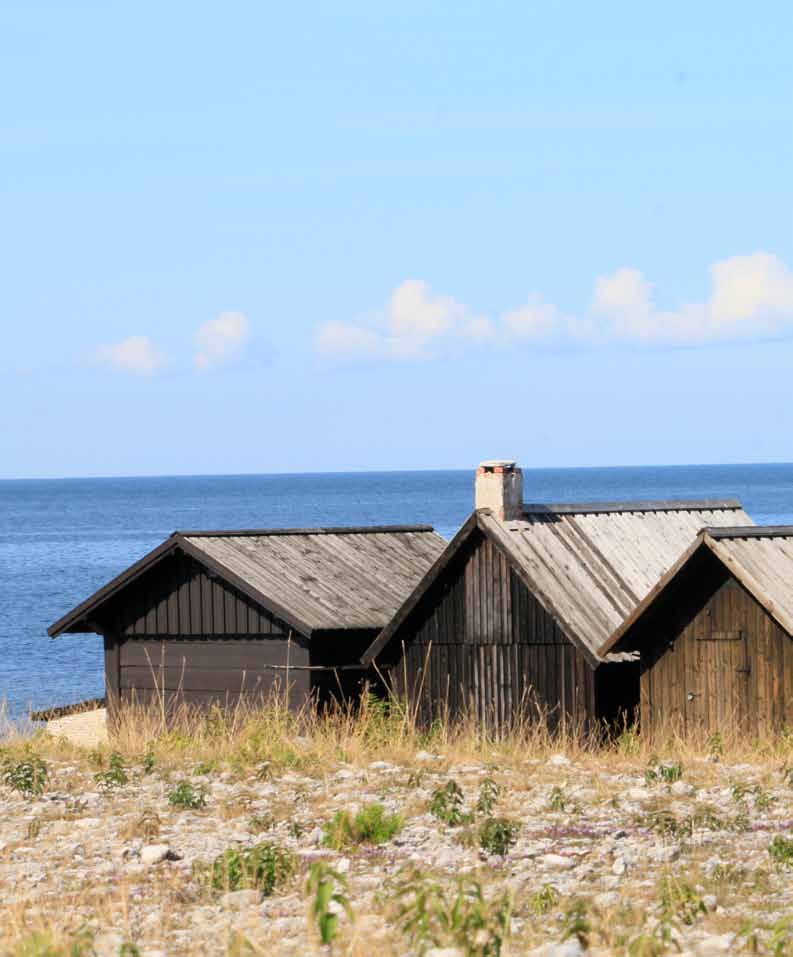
[687,628,749,733]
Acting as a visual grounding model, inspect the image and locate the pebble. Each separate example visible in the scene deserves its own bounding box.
[540,853,577,870]
[221,889,261,909]
[140,844,172,865]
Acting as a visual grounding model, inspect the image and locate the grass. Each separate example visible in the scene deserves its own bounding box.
[3,695,793,955]
[323,803,404,849]
[209,842,296,895]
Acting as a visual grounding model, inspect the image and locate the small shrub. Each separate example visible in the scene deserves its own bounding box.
[95,751,128,791]
[141,747,156,775]
[323,803,403,850]
[249,812,275,833]
[430,780,471,826]
[658,876,706,925]
[643,810,692,840]
[645,760,683,785]
[193,760,217,775]
[769,835,793,867]
[530,884,559,915]
[616,726,641,757]
[306,861,355,947]
[393,871,512,957]
[2,753,48,797]
[211,842,295,895]
[25,817,42,841]
[288,821,305,839]
[475,778,500,816]
[167,780,208,810]
[478,817,519,857]
[706,732,724,760]
[548,786,566,812]
[122,809,162,842]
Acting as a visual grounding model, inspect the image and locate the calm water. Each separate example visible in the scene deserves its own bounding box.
[2,464,793,715]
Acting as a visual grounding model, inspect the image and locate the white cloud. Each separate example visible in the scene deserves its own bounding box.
[94,336,165,376]
[194,311,251,370]
[502,296,566,340]
[315,279,493,361]
[592,253,793,345]
[316,252,793,362]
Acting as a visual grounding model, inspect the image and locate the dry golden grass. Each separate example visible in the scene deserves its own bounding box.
[3,693,793,956]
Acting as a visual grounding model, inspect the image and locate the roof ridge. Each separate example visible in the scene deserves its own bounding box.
[704,525,793,540]
[521,498,743,516]
[177,524,436,537]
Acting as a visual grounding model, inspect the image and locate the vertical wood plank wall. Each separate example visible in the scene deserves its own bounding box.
[638,553,793,737]
[386,531,596,731]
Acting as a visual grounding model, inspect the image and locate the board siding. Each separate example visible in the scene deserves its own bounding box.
[98,552,288,638]
[385,530,599,732]
[117,636,311,710]
[638,551,793,736]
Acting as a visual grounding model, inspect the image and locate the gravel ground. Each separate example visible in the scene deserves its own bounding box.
[1,749,793,955]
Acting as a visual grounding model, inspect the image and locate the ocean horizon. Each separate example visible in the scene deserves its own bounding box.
[3,461,793,716]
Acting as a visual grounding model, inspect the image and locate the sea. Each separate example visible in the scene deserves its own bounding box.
[2,463,793,717]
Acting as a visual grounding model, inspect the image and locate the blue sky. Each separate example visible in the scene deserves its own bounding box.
[1,1,791,478]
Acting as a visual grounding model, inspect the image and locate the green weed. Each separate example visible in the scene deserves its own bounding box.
[769,835,793,867]
[475,778,500,816]
[306,861,355,948]
[530,884,559,916]
[167,780,208,810]
[393,871,512,957]
[210,842,295,895]
[478,817,519,857]
[95,752,128,791]
[323,803,403,850]
[429,780,472,827]
[2,753,48,797]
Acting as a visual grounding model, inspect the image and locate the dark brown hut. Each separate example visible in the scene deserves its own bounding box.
[48,525,446,718]
[361,462,753,732]
[599,526,793,737]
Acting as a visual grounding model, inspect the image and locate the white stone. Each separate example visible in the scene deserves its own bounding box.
[548,754,571,766]
[140,844,171,865]
[93,931,124,957]
[627,787,652,801]
[221,889,261,908]
[671,781,696,797]
[696,934,735,954]
[425,949,465,957]
[648,843,681,863]
[540,853,577,870]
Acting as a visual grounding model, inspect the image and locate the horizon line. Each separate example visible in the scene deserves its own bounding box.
[2,459,792,484]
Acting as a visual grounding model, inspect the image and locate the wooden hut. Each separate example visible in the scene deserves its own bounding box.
[361,462,753,732]
[599,526,793,737]
[48,525,446,718]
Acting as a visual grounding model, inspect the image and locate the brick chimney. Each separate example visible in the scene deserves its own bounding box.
[475,460,524,521]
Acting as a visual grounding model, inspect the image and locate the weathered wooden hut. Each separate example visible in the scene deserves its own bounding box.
[361,462,753,731]
[599,526,793,737]
[48,525,446,717]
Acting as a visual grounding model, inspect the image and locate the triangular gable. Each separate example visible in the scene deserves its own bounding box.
[599,526,793,658]
[48,533,316,639]
[361,510,601,668]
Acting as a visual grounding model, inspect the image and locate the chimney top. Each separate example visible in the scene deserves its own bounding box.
[475,460,523,521]
[477,460,518,473]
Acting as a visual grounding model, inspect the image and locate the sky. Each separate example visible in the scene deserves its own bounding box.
[1,1,792,479]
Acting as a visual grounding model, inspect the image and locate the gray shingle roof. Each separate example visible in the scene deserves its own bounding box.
[484,499,753,660]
